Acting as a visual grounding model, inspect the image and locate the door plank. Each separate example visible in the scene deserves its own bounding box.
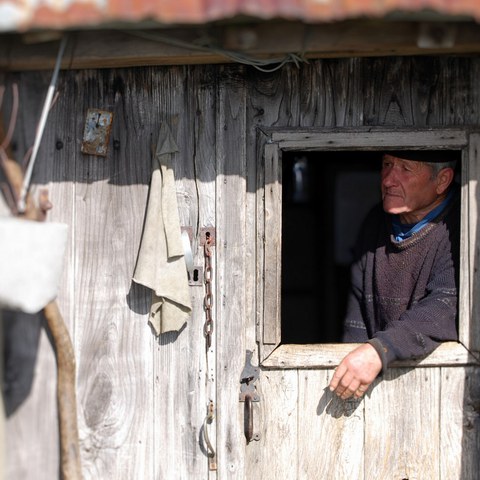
[71,68,154,479]
[440,366,480,480]
[365,367,440,479]
[215,64,249,479]
[151,65,211,479]
[247,370,299,480]
[298,369,364,480]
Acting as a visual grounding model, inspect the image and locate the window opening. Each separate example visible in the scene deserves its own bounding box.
[281,150,461,345]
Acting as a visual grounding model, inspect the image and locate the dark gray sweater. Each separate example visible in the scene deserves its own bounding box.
[342,190,460,370]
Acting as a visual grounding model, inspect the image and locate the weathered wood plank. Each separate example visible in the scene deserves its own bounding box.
[269,127,469,148]
[298,370,364,479]
[460,140,471,349]
[303,58,364,128]
[215,64,248,480]
[177,64,217,478]
[3,22,480,71]
[261,342,478,369]
[438,58,480,126]
[247,370,299,480]
[254,129,269,359]
[247,65,302,361]
[5,329,59,480]
[70,69,154,480]
[248,72,303,476]
[262,143,281,347]
[440,366,480,480]
[365,367,440,479]
[151,65,211,479]
[465,133,480,351]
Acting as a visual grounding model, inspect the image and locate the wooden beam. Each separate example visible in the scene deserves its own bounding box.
[2,20,480,71]
[261,342,480,369]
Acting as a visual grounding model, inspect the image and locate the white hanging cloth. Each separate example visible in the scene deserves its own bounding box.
[132,122,192,334]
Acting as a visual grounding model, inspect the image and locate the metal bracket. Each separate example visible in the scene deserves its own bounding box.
[188,266,204,286]
[239,350,260,402]
[239,350,261,443]
[81,108,113,157]
[200,227,216,246]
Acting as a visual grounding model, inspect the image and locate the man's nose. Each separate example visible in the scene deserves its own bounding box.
[382,168,397,187]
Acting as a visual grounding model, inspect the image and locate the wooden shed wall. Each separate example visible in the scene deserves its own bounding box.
[3,55,480,479]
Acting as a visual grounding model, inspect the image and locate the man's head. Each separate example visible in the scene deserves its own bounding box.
[381,151,457,224]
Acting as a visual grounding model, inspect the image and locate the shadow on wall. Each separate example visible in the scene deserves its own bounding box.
[2,310,43,416]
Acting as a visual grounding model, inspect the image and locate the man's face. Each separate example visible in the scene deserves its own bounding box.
[381,154,443,224]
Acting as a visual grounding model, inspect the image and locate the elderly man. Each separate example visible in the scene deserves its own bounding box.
[329,150,460,400]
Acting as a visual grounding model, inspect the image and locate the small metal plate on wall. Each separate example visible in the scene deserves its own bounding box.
[188,266,204,286]
[81,109,113,157]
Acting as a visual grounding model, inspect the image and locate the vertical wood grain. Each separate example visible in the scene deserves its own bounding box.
[308,59,364,127]
[151,65,212,480]
[298,369,364,480]
[247,65,300,360]
[365,368,440,479]
[247,369,299,480]
[363,57,413,126]
[215,64,248,480]
[72,68,154,480]
[466,133,480,350]
[262,144,281,348]
[440,366,480,480]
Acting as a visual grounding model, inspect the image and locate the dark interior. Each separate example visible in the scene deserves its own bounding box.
[281,150,383,344]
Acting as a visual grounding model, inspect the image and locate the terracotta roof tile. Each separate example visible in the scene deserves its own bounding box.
[0,0,478,32]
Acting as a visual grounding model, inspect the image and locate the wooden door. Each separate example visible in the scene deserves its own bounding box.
[234,127,480,480]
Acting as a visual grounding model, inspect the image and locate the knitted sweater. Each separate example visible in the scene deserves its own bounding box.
[342,189,460,371]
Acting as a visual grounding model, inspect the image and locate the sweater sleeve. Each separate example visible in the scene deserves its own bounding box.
[342,256,369,342]
[372,231,459,368]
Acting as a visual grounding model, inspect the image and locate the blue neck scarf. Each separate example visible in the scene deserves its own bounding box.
[391,187,456,242]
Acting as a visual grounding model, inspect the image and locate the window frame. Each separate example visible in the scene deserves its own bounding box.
[256,127,480,368]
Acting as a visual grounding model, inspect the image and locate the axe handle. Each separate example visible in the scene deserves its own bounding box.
[43,301,83,480]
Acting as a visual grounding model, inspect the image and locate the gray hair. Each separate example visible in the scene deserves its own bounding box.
[425,160,457,178]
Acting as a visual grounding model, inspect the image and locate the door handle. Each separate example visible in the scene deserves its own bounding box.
[244,393,260,443]
[240,350,261,444]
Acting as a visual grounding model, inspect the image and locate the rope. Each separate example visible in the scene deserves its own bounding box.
[125,30,308,72]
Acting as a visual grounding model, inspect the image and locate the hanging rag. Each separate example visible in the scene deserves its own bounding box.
[133,122,192,335]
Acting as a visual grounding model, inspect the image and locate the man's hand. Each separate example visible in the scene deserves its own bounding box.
[329,343,383,400]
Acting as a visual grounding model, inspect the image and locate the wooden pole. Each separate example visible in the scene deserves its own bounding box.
[43,302,82,480]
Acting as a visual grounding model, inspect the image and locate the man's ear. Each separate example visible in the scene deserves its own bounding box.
[436,167,455,195]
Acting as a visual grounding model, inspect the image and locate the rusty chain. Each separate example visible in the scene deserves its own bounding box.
[203,232,213,350]
[202,231,216,469]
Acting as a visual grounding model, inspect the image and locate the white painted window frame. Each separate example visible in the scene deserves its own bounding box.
[256,127,480,368]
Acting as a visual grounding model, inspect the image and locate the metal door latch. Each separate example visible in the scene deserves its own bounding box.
[239,350,261,443]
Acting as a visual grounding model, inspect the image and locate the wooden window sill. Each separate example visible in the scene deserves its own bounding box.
[261,342,479,369]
